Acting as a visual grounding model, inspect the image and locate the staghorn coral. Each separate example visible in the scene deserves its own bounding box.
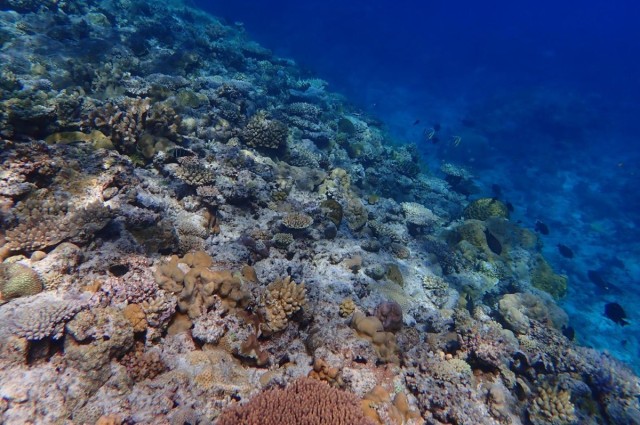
[0,262,43,303]
[281,212,313,230]
[242,111,288,150]
[260,275,306,334]
[216,377,374,425]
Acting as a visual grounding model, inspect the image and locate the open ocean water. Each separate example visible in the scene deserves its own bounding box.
[198,0,640,370]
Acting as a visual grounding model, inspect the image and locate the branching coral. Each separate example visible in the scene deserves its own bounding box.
[260,275,306,334]
[216,377,374,425]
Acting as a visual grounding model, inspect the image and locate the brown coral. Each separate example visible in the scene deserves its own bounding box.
[351,311,399,364]
[153,252,251,319]
[281,212,313,230]
[0,262,44,303]
[260,276,306,334]
[241,111,288,150]
[216,377,374,425]
[339,298,356,318]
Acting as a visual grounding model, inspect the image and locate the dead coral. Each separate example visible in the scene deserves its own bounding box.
[260,275,306,334]
[216,377,374,425]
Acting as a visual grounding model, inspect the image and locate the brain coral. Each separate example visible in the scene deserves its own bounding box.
[463,198,509,221]
[0,263,44,303]
[216,377,374,425]
[242,111,288,150]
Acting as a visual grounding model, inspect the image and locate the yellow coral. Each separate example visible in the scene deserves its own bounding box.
[463,198,509,221]
[261,276,306,334]
[339,298,356,317]
[0,263,44,303]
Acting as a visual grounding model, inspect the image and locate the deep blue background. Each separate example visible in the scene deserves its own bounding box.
[195,1,640,130]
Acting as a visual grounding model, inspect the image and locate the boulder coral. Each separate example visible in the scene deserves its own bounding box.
[0,263,44,303]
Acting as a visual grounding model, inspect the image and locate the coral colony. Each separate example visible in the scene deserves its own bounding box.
[0,1,638,424]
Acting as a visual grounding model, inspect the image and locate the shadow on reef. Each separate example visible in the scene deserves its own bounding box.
[0,1,638,424]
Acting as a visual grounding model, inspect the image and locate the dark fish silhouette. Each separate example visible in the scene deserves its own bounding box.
[587,270,621,294]
[485,229,502,255]
[562,325,575,340]
[465,293,475,314]
[506,202,514,212]
[431,136,439,144]
[433,123,441,131]
[412,119,421,125]
[535,220,549,235]
[604,302,629,326]
[557,244,574,259]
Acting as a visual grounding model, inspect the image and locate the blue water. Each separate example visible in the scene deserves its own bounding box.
[195,0,640,370]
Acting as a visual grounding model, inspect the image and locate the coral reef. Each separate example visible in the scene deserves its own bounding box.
[0,2,637,424]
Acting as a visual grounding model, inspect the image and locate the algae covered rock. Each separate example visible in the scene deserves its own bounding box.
[463,197,510,221]
[531,255,568,299]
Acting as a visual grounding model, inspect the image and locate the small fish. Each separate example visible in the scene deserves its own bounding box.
[433,123,441,131]
[587,270,622,293]
[431,136,439,144]
[506,202,514,213]
[485,229,502,255]
[561,325,575,340]
[535,220,549,235]
[557,244,574,259]
[465,293,475,314]
[412,119,421,125]
[604,302,629,326]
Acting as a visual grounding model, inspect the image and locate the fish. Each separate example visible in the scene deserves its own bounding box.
[534,220,549,235]
[433,123,441,131]
[412,119,421,125]
[604,302,629,326]
[562,325,575,340]
[431,136,439,144]
[484,229,502,255]
[506,202,514,213]
[557,244,574,259]
[587,270,622,294]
